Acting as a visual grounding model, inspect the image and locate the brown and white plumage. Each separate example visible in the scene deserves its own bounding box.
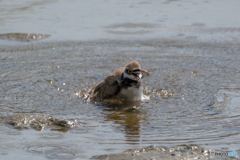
[85,61,149,101]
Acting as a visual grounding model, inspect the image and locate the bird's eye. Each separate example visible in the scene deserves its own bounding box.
[127,70,132,74]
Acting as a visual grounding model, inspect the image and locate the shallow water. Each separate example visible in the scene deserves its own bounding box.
[1,0,240,160]
[1,38,240,159]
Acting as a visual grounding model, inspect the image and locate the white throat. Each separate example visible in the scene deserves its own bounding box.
[123,69,142,81]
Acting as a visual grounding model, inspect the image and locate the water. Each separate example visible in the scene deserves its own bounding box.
[1,0,240,159]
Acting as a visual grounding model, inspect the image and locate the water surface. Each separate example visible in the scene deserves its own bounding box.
[0,0,240,160]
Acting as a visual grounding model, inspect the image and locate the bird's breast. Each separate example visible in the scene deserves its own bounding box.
[118,86,143,101]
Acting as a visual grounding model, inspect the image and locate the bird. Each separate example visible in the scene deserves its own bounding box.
[85,61,149,101]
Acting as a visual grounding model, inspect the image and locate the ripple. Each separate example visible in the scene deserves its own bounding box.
[39,133,64,140]
[105,22,158,35]
[212,88,240,115]
[24,144,84,160]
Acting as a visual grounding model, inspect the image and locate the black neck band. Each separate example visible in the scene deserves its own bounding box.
[121,73,138,83]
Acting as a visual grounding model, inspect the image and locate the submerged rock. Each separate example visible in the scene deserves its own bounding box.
[92,145,240,160]
[4,114,80,131]
[0,33,50,42]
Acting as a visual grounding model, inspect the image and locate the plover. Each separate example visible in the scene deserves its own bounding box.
[85,61,149,101]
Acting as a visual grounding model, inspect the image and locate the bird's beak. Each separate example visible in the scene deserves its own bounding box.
[132,69,149,80]
[140,69,149,79]
[134,74,140,80]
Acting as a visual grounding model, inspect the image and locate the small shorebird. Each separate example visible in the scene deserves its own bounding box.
[85,61,149,101]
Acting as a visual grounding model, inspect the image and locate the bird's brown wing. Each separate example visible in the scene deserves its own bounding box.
[90,75,121,100]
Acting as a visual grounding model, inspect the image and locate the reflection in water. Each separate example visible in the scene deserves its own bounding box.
[102,101,145,144]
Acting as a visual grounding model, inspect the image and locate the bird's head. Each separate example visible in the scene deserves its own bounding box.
[123,61,149,81]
